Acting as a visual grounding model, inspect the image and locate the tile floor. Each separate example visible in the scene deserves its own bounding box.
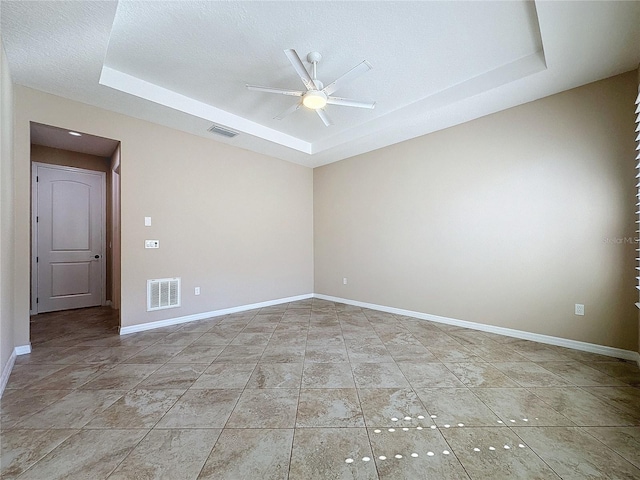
[2,298,640,479]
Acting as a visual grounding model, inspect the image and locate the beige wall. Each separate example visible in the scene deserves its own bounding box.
[1,39,16,379]
[110,145,121,311]
[13,86,313,344]
[31,145,114,303]
[31,144,110,173]
[637,65,640,357]
[315,71,638,351]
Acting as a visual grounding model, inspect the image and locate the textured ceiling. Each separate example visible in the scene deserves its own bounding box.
[2,1,639,167]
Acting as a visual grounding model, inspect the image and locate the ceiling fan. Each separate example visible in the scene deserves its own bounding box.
[246,49,375,126]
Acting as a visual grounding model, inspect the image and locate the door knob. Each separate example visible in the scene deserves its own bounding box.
[94,255,101,259]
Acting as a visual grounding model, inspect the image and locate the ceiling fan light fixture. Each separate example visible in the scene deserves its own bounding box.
[302,90,327,110]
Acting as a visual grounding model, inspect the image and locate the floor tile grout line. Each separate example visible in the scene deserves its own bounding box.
[287,301,313,480]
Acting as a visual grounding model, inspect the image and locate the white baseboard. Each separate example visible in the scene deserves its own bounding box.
[314,294,639,362]
[0,344,31,398]
[116,290,639,363]
[120,293,313,335]
[0,350,16,398]
[14,344,31,355]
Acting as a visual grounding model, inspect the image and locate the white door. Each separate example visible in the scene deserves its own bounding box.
[33,163,105,313]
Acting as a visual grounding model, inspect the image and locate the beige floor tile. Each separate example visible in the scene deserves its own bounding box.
[585,426,640,468]
[176,318,221,332]
[415,388,504,427]
[529,387,639,426]
[84,389,185,428]
[192,329,240,346]
[0,429,78,479]
[157,331,205,346]
[15,429,147,480]
[586,386,640,420]
[289,428,378,480]
[8,302,635,479]
[198,428,293,480]
[304,344,350,363]
[246,363,303,388]
[156,389,242,428]
[441,426,560,479]
[230,332,273,345]
[386,344,438,363]
[352,362,411,388]
[79,364,160,390]
[444,362,520,388]
[108,428,221,479]
[358,387,433,428]
[427,344,480,362]
[513,426,640,479]
[302,362,356,388]
[536,361,627,386]
[120,344,186,364]
[260,345,305,363]
[14,346,106,365]
[213,345,266,363]
[226,388,299,428]
[17,390,125,428]
[4,364,67,389]
[507,340,574,362]
[81,346,147,364]
[466,344,530,362]
[397,362,465,388]
[472,388,574,427]
[491,361,572,387]
[136,364,207,389]
[346,344,394,363]
[296,388,365,427]
[1,389,71,428]
[368,427,470,479]
[190,363,256,389]
[167,345,225,364]
[33,364,115,390]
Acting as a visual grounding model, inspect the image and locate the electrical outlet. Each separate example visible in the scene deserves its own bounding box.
[575,304,584,316]
[343,277,348,285]
[144,240,159,249]
[195,287,200,295]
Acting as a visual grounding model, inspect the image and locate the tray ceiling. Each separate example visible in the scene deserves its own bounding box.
[2,1,639,167]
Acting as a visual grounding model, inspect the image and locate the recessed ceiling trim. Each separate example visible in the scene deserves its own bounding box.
[311,50,548,156]
[99,66,312,154]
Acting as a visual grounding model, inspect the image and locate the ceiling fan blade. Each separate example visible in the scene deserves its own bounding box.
[326,96,376,109]
[274,102,302,120]
[316,108,333,127]
[323,60,372,96]
[284,49,316,91]
[246,85,304,97]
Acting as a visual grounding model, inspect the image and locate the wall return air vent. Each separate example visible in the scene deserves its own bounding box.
[147,278,181,311]
[207,124,239,138]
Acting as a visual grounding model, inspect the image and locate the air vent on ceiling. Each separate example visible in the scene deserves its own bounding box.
[207,124,239,138]
[147,278,181,311]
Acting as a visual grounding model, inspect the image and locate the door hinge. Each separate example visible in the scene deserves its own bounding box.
[36,216,39,223]
[36,176,39,182]
[36,298,39,304]
[36,256,38,263]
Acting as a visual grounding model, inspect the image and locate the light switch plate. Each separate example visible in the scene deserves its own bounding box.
[145,217,152,226]
[145,240,159,249]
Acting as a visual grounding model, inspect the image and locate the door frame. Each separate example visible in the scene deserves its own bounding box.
[31,162,107,314]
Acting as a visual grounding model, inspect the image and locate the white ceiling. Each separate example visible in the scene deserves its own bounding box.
[2,1,639,168]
